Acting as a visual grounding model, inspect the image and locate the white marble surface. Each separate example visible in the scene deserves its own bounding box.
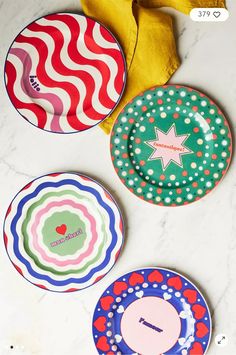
[0,0,236,354]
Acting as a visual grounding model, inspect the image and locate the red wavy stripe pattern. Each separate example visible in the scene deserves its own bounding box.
[6,13,126,133]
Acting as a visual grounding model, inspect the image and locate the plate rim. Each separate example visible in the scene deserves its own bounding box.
[92,266,212,354]
[110,84,233,207]
[3,171,125,293]
[4,11,127,134]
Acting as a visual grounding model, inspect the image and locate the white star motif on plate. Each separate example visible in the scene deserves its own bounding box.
[145,124,193,171]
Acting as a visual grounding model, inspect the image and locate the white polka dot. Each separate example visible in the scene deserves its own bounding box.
[218,162,224,168]
[221,152,227,157]
[146,94,152,100]
[191,162,197,169]
[222,140,228,146]
[191,95,197,101]
[147,193,152,199]
[165,197,171,203]
[206,182,212,187]
[210,109,215,114]
[140,126,146,132]
[187,194,193,200]
[128,108,133,113]
[185,118,191,124]
[170,175,176,181]
[160,112,167,118]
[117,127,122,133]
[157,90,163,97]
[197,139,203,145]
[114,138,120,144]
[213,173,219,179]
[176,197,182,203]
[197,189,203,195]
[180,91,186,97]
[169,90,174,95]
[128,180,134,186]
[122,171,127,177]
[135,148,141,154]
[148,169,154,175]
[121,116,127,123]
[115,150,120,155]
[201,100,207,107]
[216,118,221,124]
[117,161,123,166]
[137,99,142,106]
[155,196,161,202]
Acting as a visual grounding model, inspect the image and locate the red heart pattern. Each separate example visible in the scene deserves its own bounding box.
[93,316,106,332]
[189,342,204,355]
[97,336,110,352]
[167,276,183,290]
[100,295,114,311]
[148,270,164,283]
[192,304,206,320]
[196,322,209,338]
[56,224,67,235]
[113,281,128,295]
[183,289,197,304]
[129,272,144,286]
[93,269,211,354]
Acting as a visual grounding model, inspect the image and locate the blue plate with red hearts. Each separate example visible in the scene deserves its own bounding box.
[92,268,211,354]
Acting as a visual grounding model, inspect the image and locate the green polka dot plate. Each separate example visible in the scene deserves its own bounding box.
[110,85,232,206]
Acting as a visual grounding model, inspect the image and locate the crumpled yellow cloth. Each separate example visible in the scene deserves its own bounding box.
[81,0,225,134]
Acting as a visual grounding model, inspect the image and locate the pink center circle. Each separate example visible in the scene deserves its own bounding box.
[121,296,181,354]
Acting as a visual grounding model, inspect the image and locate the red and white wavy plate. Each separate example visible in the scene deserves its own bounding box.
[5,13,126,133]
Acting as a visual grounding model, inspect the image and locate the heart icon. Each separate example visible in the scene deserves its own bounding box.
[192,304,206,320]
[93,316,106,332]
[100,295,114,311]
[135,290,144,298]
[148,270,164,283]
[113,281,128,295]
[167,276,183,290]
[179,311,187,319]
[163,292,171,301]
[189,342,204,355]
[183,289,197,304]
[117,305,125,314]
[96,336,110,352]
[213,11,221,18]
[178,338,186,346]
[56,224,67,235]
[115,334,122,343]
[129,272,144,286]
[196,322,209,338]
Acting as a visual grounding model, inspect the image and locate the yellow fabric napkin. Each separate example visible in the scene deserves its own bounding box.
[81,0,225,134]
